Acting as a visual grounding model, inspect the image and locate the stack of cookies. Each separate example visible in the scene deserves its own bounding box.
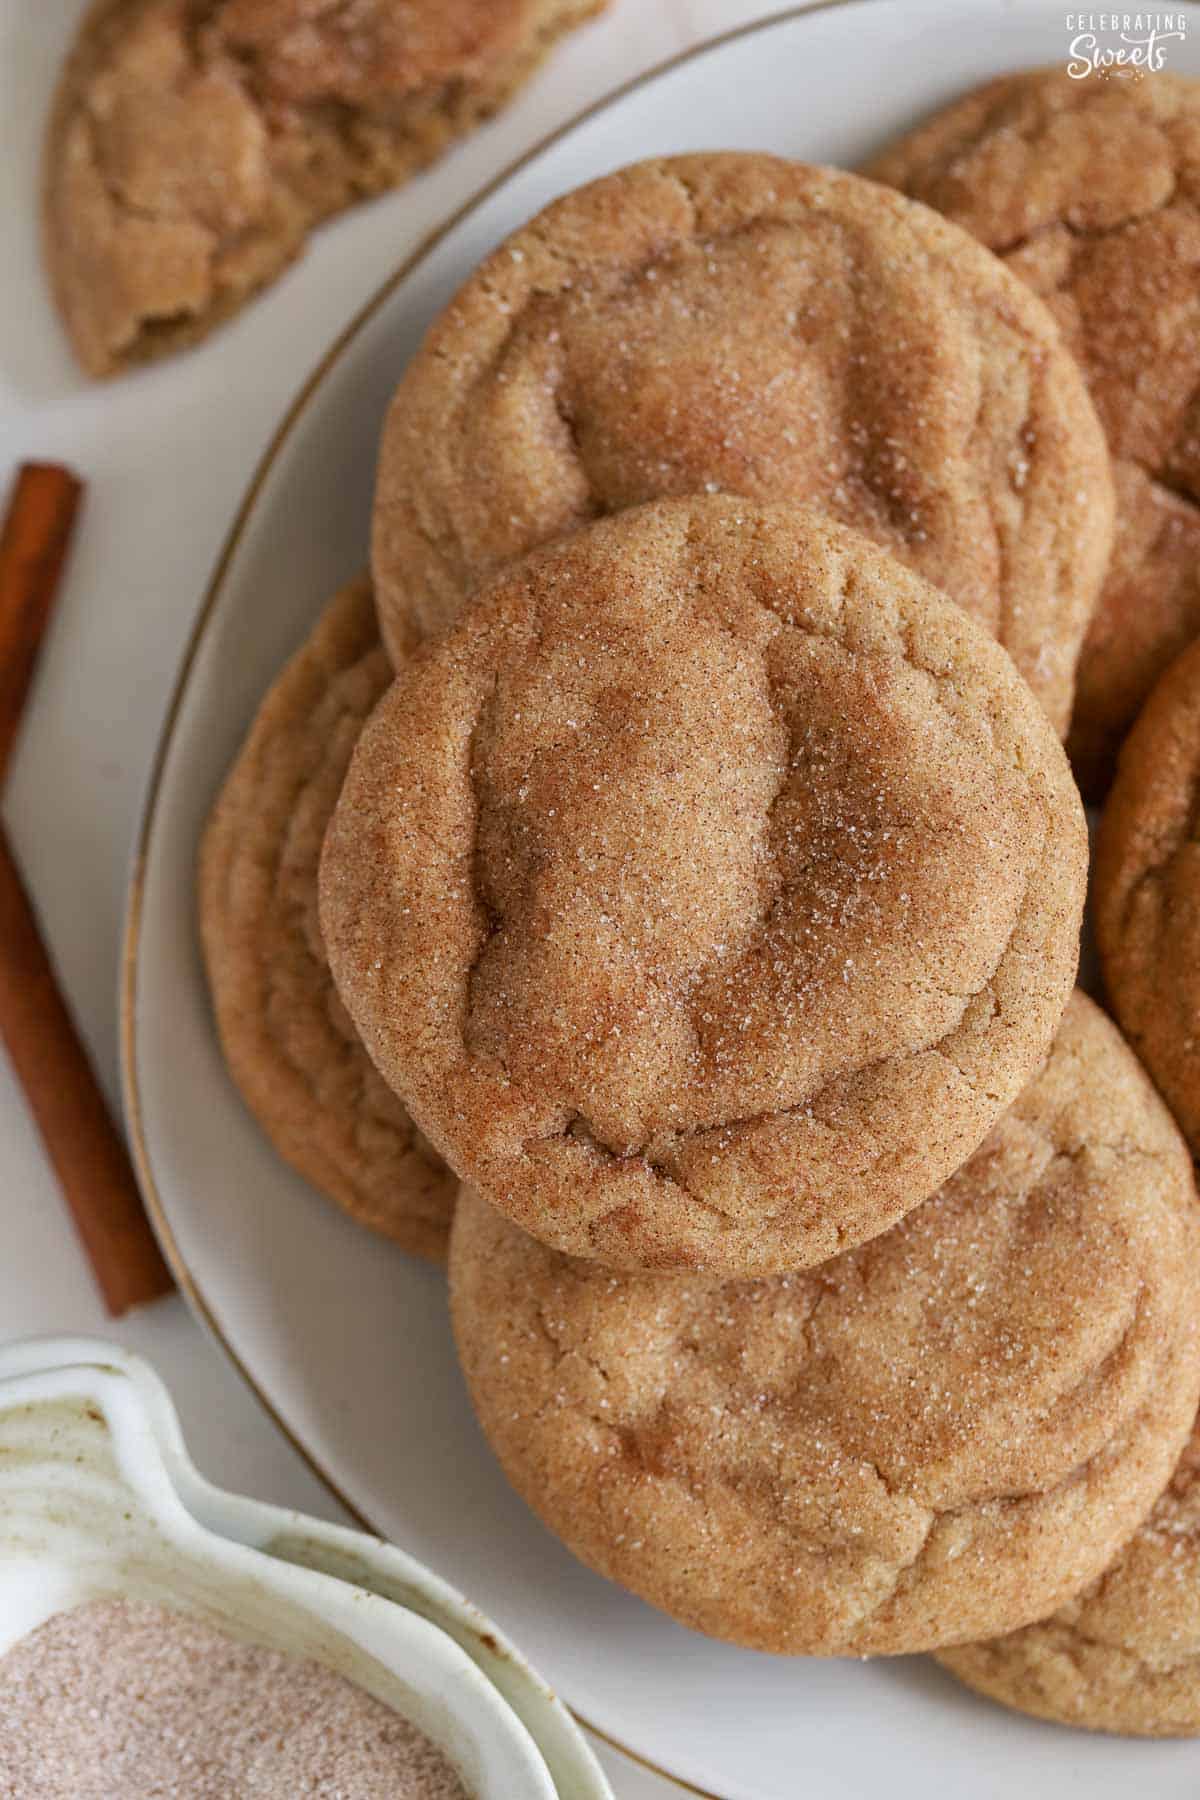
[201,78,1200,1741]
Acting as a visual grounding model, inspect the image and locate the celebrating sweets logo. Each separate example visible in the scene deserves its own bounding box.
[1066,11,1188,76]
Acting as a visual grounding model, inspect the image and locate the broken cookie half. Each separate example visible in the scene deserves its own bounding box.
[43,0,605,376]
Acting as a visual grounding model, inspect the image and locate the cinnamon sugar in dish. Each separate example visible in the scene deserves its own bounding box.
[0,1597,472,1799]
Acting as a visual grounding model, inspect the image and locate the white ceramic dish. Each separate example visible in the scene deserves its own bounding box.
[0,1337,610,1800]
[0,1339,568,1800]
[123,5,1200,1795]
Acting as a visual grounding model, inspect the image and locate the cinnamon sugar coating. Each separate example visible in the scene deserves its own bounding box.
[869,69,1200,794]
[940,1414,1200,1735]
[44,0,603,376]
[200,575,455,1260]
[322,497,1086,1274]
[371,151,1112,735]
[450,995,1200,1657]
[1094,634,1200,1160]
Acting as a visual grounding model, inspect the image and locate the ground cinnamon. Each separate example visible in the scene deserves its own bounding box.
[0,1598,473,1797]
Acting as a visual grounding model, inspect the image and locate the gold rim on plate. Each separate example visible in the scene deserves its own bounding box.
[117,3,1002,1791]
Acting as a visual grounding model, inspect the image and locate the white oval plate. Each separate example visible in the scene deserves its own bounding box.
[123,5,1200,1795]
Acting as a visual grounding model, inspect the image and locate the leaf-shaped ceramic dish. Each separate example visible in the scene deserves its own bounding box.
[0,1336,611,1800]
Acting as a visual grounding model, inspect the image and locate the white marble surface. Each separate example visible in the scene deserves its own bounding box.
[0,4,801,1793]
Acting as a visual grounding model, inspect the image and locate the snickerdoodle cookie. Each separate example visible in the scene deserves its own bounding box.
[371,150,1113,735]
[1094,635,1200,1158]
[870,69,1200,793]
[199,574,454,1261]
[321,497,1087,1275]
[449,994,1200,1657]
[45,0,603,376]
[940,1414,1200,1735]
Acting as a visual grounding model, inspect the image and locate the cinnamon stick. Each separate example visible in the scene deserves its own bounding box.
[0,461,173,1314]
[0,829,173,1314]
[0,463,83,787]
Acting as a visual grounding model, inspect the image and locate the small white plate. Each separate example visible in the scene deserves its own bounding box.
[123,6,1200,1796]
[0,1338,572,1800]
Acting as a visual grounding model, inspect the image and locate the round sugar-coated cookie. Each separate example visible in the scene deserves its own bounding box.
[371,150,1113,735]
[449,994,1200,1657]
[321,496,1087,1275]
[939,1415,1200,1736]
[199,575,455,1260]
[869,69,1200,793]
[1094,635,1200,1157]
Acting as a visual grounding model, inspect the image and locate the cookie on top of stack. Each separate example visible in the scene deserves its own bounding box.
[321,494,1086,1277]
[200,125,1200,1725]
